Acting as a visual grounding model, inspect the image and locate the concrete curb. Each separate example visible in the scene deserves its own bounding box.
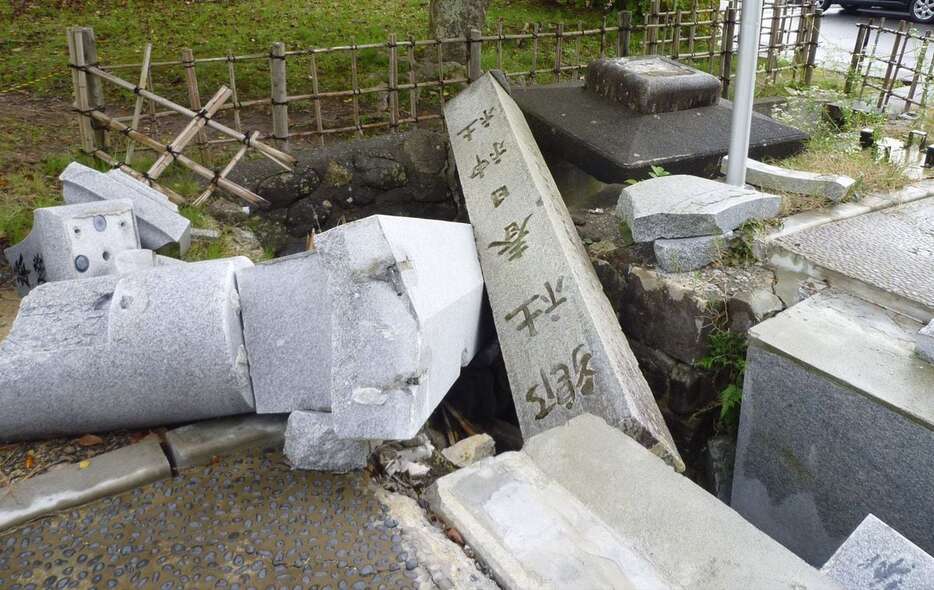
[0,440,170,533]
[164,414,287,470]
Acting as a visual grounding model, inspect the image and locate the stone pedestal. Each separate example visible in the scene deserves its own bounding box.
[445,73,681,470]
[732,290,934,565]
[586,56,721,114]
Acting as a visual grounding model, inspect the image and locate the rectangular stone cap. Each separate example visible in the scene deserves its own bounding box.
[821,514,934,590]
[585,56,721,113]
[749,290,934,428]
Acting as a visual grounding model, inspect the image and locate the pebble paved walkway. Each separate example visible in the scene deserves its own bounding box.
[0,448,424,590]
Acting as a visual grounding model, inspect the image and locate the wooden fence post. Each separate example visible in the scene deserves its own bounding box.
[766,0,784,82]
[649,0,661,55]
[618,11,632,58]
[77,27,106,149]
[181,48,209,161]
[269,41,289,150]
[804,8,822,86]
[66,27,97,154]
[388,33,400,129]
[125,43,152,166]
[844,22,869,94]
[555,23,564,82]
[672,11,682,59]
[720,7,737,98]
[467,28,483,81]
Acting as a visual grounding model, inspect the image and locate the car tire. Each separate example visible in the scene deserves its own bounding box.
[840,3,858,13]
[911,0,934,22]
[819,0,834,11]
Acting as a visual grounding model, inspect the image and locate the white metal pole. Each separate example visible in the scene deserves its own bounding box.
[725,0,764,186]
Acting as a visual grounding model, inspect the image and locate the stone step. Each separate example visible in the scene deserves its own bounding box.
[428,414,839,590]
[733,290,934,566]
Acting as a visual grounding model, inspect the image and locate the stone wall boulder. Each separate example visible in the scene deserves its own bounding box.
[229,129,459,255]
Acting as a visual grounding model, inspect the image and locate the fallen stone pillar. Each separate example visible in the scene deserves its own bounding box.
[821,514,934,590]
[732,290,934,565]
[653,231,733,273]
[428,414,838,589]
[4,199,140,296]
[918,320,934,363]
[445,72,681,469]
[60,162,192,254]
[0,257,255,441]
[113,248,184,274]
[237,215,484,439]
[585,56,721,114]
[721,155,856,202]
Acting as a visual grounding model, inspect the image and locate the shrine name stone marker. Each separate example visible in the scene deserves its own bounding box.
[445,73,682,470]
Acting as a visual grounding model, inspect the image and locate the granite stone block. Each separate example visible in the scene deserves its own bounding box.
[721,156,855,202]
[327,215,484,440]
[732,290,934,565]
[4,199,140,295]
[0,257,256,440]
[236,250,332,413]
[446,73,682,470]
[284,411,370,472]
[821,514,934,590]
[617,174,781,242]
[113,248,184,274]
[585,56,721,114]
[60,162,191,253]
[653,231,733,272]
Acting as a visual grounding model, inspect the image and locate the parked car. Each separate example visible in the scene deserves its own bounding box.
[819,0,934,24]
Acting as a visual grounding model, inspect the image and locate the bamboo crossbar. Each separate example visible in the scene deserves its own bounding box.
[87,109,270,207]
[81,63,295,168]
[148,85,232,180]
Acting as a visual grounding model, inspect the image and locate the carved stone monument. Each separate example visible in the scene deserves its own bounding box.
[445,73,682,470]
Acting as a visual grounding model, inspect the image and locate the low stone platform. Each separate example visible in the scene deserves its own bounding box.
[511,82,807,181]
[429,414,837,589]
[0,448,437,589]
[767,196,934,321]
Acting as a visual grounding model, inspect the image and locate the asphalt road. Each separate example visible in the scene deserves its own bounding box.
[817,6,934,75]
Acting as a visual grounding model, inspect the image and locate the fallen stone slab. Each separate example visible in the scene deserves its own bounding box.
[732,290,934,565]
[721,156,856,202]
[428,414,839,589]
[446,73,681,469]
[821,514,934,590]
[441,433,495,468]
[4,199,140,296]
[237,215,484,433]
[0,257,256,440]
[653,231,732,272]
[284,411,370,472]
[60,162,192,254]
[165,414,287,470]
[585,56,721,114]
[618,174,782,242]
[0,440,170,532]
[918,320,934,363]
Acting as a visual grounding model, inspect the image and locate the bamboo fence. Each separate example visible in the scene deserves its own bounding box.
[845,18,934,118]
[67,0,820,206]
